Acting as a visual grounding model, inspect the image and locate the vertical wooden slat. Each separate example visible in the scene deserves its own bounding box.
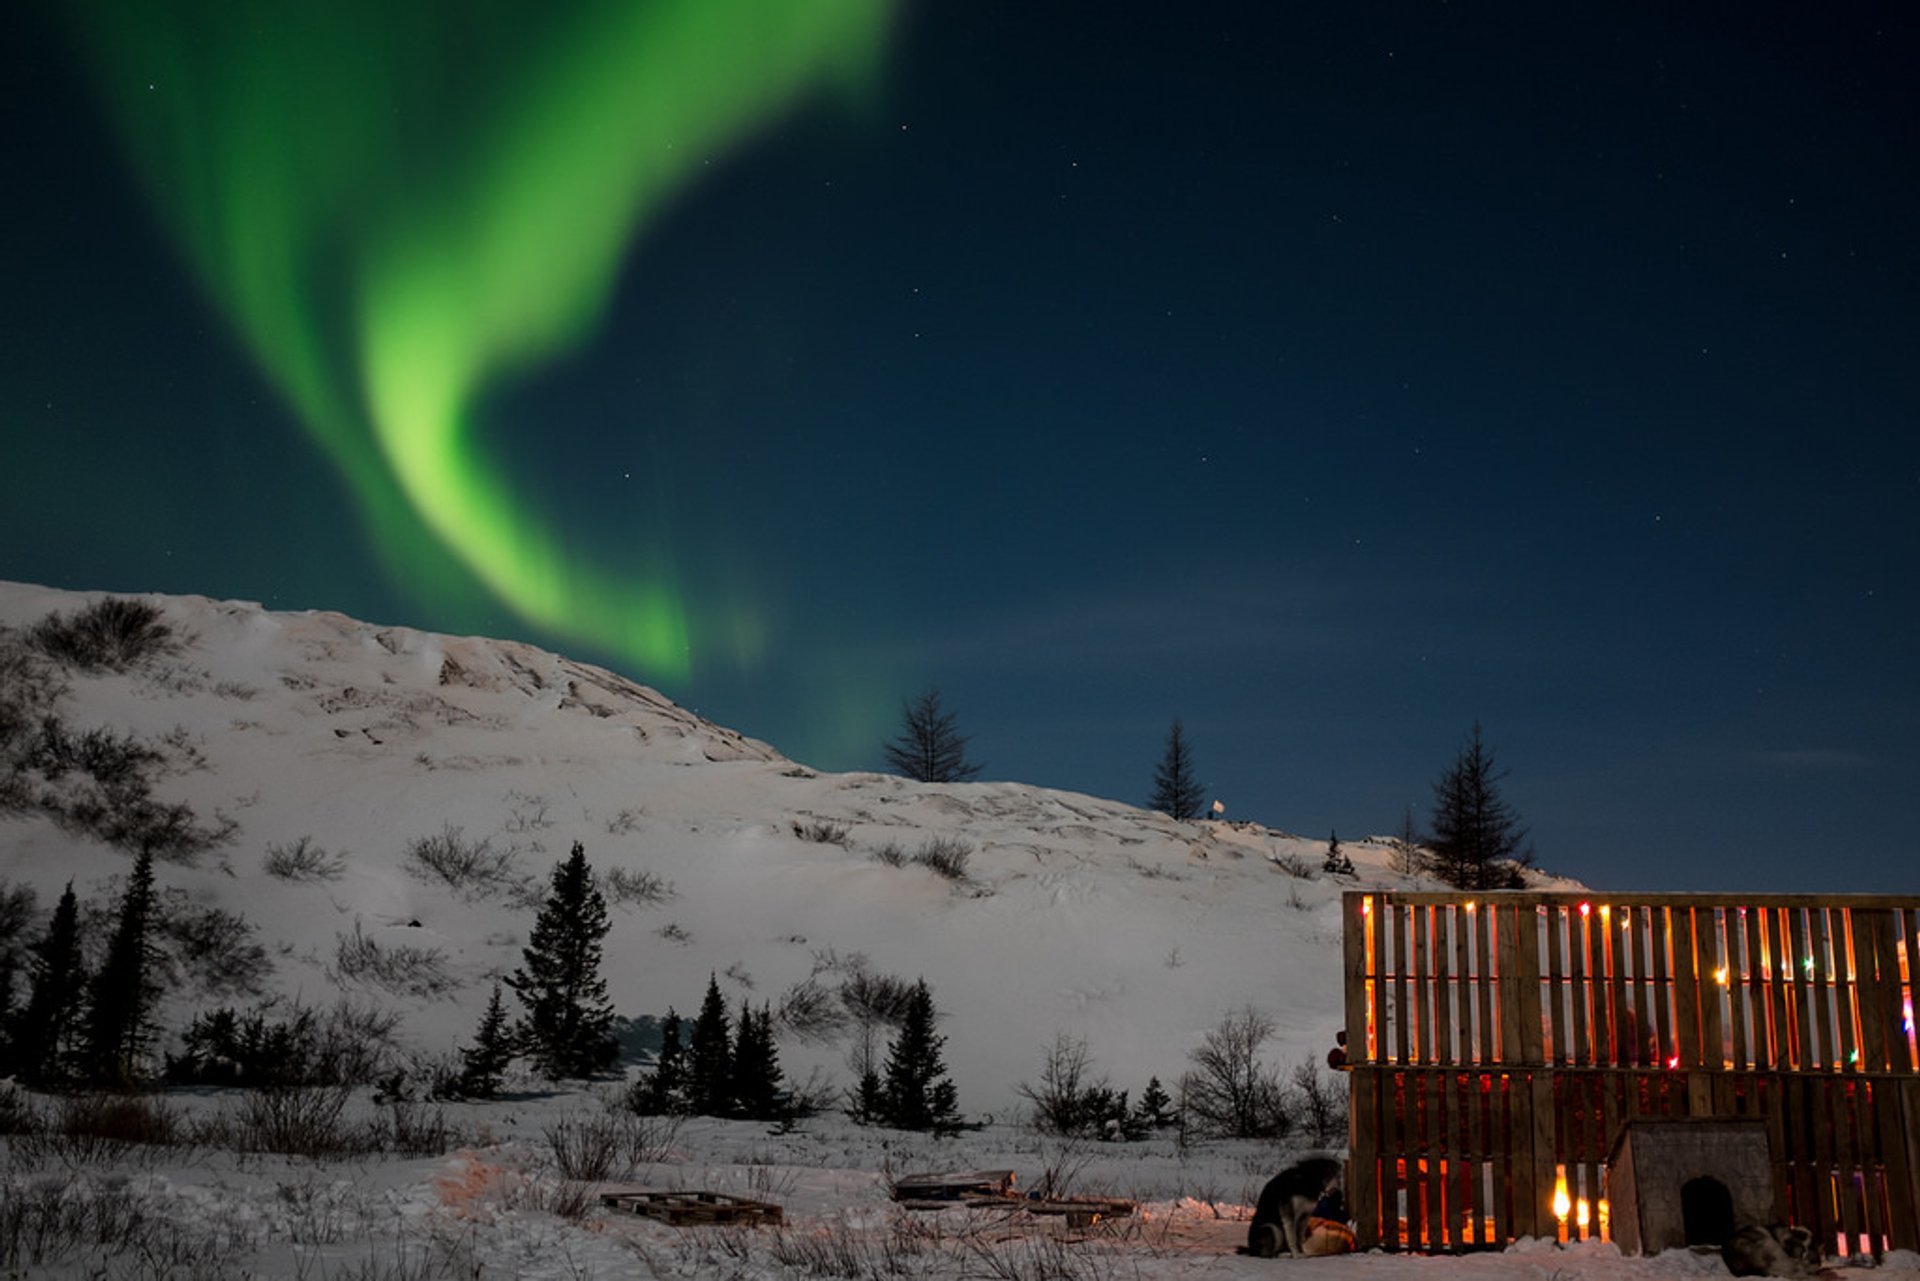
[1700,909,1726,1069]
[1454,907,1477,1066]
[1547,908,1568,1066]
[1509,904,1545,1066]
[1434,908,1456,1068]
[1570,906,1592,1067]
[1856,911,1890,1072]
[1746,907,1773,1068]
[1350,1067,1382,1248]
[1490,1072,1513,1246]
[1649,907,1674,1068]
[1412,907,1432,1065]
[1769,910,1796,1070]
[1464,1070,1484,1245]
[1787,907,1815,1071]
[1788,1075,1820,1234]
[1346,894,1371,1069]
[1836,909,1862,1073]
[1810,908,1837,1071]
[1672,906,1702,1068]
[1600,907,1624,1066]
[1474,906,1497,1065]
[1393,906,1412,1066]
[1763,1075,1793,1225]
[1728,909,1751,1071]
[1382,1069,1404,1248]
[1526,1071,1554,1241]
[1884,1078,1920,1247]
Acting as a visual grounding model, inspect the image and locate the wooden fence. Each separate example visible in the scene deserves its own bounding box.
[1341,891,1920,1254]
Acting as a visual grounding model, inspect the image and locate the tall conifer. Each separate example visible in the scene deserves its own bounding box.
[508,842,617,1078]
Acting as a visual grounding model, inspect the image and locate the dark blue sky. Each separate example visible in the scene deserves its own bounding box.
[4,3,1915,891]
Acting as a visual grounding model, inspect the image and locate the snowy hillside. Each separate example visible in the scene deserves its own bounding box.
[0,580,1496,1111]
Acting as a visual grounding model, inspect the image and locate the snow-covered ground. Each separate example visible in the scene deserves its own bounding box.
[6,581,1907,1278]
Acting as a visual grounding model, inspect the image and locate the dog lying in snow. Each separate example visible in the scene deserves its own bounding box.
[1722,1223,1821,1278]
[1244,1156,1344,1258]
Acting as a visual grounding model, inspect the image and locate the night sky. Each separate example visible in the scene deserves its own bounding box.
[4,3,1916,893]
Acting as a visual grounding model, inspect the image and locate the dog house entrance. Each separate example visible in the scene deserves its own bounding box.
[1682,1176,1735,1247]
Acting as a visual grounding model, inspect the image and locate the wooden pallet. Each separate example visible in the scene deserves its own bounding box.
[890,1169,1017,1203]
[598,1188,784,1227]
[1023,1197,1136,1230]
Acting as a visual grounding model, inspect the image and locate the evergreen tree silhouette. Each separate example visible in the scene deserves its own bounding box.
[1429,723,1533,890]
[1148,719,1205,819]
[880,979,961,1133]
[730,1001,788,1121]
[883,687,982,783]
[8,881,86,1085]
[687,975,733,1115]
[84,847,159,1085]
[634,1008,687,1114]
[460,982,516,1097]
[508,842,617,1078]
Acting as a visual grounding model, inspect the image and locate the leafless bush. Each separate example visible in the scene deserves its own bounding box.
[157,891,272,997]
[1019,1034,1104,1137]
[331,921,457,998]
[1178,1005,1293,1140]
[1289,1056,1348,1147]
[774,978,850,1043]
[792,818,849,845]
[912,836,972,880]
[870,840,907,867]
[263,835,347,881]
[606,864,674,907]
[543,1108,680,1183]
[402,824,526,900]
[28,597,177,671]
[0,1172,243,1276]
[223,1084,374,1158]
[1270,851,1315,879]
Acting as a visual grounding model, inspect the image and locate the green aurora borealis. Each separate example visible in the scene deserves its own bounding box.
[66,1,894,682]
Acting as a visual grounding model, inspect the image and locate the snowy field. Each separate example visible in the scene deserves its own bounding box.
[2,582,1914,1278]
[4,1086,1918,1279]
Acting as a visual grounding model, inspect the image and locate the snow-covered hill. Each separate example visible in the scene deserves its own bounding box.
[0,580,1511,1110]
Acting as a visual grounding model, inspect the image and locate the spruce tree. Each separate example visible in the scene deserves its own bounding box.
[731,1002,788,1122]
[1428,723,1533,891]
[883,687,982,783]
[1135,1075,1177,1130]
[460,982,516,1098]
[1322,829,1354,876]
[9,881,86,1085]
[634,1008,687,1114]
[686,975,733,1115]
[507,841,618,1078]
[879,979,961,1133]
[1148,719,1205,819]
[84,847,160,1085]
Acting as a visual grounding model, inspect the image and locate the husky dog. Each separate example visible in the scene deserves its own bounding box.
[1244,1156,1343,1258]
[1722,1223,1821,1278]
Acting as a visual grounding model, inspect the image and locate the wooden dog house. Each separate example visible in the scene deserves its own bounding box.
[1341,892,1920,1255]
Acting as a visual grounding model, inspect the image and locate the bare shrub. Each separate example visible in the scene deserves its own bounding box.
[402,824,526,900]
[157,892,272,997]
[773,978,849,1044]
[382,1098,456,1157]
[605,864,674,907]
[870,840,907,867]
[330,921,457,998]
[544,1108,680,1183]
[912,835,972,880]
[263,835,346,882]
[1178,1005,1292,1139]
[28,598,176,671]
[39,1092,185,1163]
[0,1173,242,1276]
[1017,1034,1136,1139]
[1270,851,1315,879]
[791,818,849,845]
[1290,1056,1348,1148]
[226,1085,373,1158]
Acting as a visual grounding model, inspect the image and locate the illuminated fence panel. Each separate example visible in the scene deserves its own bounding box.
[1343,892,1920,1254]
